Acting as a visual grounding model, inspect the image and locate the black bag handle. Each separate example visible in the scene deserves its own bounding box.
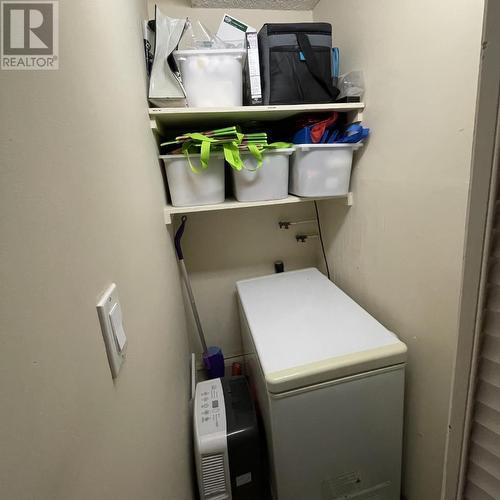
[297,33,339,100]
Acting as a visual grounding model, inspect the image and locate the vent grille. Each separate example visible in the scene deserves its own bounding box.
[201,453,227,499]
[464,139,500,499]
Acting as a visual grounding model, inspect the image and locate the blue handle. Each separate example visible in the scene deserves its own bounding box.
[174,216,187,260]
[332,48,340,78]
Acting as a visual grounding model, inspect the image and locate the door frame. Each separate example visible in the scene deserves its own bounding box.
[442,0,500,497]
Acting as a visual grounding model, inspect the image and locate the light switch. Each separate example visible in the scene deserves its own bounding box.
[109,303,127,351]
[96,283,127,378]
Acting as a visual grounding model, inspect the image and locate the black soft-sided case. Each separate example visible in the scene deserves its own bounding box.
[258,23,340,105]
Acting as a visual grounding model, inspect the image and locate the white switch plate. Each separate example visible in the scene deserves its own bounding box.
[96,283,127,378]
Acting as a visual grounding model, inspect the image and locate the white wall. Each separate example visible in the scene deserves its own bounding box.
[0,1,193,499]
[156,0,318,358]
[176,204,321,357]
[313,1,485,499]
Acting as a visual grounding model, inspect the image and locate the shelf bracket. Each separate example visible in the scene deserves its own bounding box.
[279,218,317,229]
[164,208,173,225]
[296,233,319,243]
[347,109,364,124]
[314,193,353,207]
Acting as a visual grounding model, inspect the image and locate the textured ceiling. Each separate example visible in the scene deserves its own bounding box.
[190,0,319,10]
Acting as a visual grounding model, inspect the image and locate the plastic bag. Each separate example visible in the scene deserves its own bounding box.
[148,6,187,107]
[178,19,231,50]
[338,71,365,99]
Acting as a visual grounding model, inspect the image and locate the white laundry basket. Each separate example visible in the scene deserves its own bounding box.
[232,148,294,202]
[161,153,225,207]
[289,143,362,197]
[174,48,247,107]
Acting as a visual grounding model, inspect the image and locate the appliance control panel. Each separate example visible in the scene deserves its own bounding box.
[195,378,226,436]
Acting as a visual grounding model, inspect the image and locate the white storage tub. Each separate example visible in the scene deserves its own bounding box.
[174,48,247,107]
[160,153,225,207]
[232,148,294,202]
[289,143,362,197]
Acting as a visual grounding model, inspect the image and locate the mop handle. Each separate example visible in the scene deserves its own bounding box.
[174,217,208,353]
[178,260,208,352]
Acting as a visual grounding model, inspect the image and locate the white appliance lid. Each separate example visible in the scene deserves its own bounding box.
[236,268,407,393]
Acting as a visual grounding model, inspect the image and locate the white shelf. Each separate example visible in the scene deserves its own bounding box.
[150,103,364,132]
[164,193,353,224]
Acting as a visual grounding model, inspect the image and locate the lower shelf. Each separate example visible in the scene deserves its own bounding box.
[164,193,353,224]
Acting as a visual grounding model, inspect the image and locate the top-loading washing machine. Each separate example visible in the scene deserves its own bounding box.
[236,268,407,500]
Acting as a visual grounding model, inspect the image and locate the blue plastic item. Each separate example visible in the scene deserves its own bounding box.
[203,346,225,379]
[330,123,370,143]
[293,118,369,145]
[292,127,313,144]
[332,48,340,78]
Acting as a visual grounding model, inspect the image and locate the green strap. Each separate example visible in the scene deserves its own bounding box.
[265,142,293,149]
[164,128,292,174]
[237,143,292,172]
[223,143,244,171]
[243,144,263,171]
[181,142,203,173]
[179,138,212,173]
[200,140,211,169]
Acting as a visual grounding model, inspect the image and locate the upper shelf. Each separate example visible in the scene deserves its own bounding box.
[149,102,364,132]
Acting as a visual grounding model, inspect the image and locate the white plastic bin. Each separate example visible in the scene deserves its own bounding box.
[174,48,246,107]
[232,148,294,202]
[161,153,225,207]
[289,143,362,197]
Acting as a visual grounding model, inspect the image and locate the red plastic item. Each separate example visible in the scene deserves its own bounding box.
[231,362,242,376]
[309,113,339,143]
